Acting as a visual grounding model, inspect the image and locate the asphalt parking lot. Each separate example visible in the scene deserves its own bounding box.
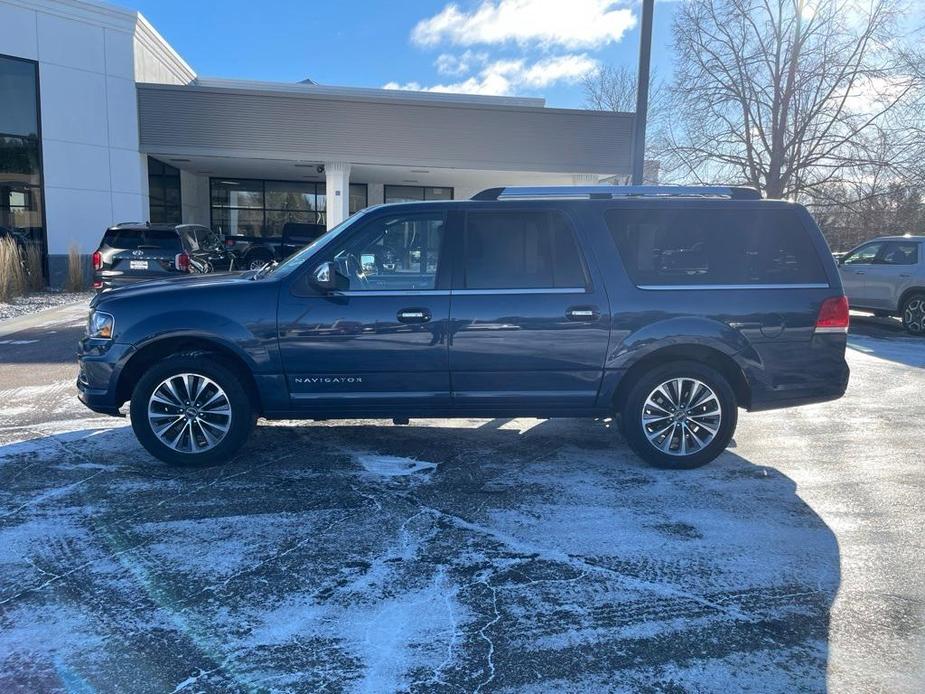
[0,305,923,692]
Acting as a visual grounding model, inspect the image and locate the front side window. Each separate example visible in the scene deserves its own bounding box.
[332,213,444,290]
[605,208,827,286]
[463,211,587,290]
[878,242,919,265]
[843,242,882,265]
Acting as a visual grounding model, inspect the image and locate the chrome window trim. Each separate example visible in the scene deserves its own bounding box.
[636,283,831,291]
[335,290,451,297]
[454,287,589,295]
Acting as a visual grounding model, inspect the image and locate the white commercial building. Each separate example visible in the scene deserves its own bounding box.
[0,0,636,284]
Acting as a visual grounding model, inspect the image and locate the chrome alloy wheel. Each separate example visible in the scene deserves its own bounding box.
[147,373,232,453]
[903,297,925,334]
[641,378,722,457]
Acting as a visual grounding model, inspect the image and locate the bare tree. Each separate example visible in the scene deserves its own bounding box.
[663,0,921,199]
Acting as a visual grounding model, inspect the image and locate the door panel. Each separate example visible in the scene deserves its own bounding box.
[449,290,610,405]
[838,241,882,307]
[277,209,451,410]
[448,209,610,407]
[864,241,920,310]
[277,292,450,406]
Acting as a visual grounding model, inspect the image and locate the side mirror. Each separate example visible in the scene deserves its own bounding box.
[311,261,346,292]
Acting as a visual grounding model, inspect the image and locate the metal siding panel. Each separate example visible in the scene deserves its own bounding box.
[137,86,633,173]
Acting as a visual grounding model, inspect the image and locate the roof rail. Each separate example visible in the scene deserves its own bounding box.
[470,185,762,201]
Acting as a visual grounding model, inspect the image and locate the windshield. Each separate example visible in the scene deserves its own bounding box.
[264,209,371,279]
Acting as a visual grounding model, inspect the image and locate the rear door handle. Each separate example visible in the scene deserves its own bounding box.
[397,308,431,323]
[900,273,912,278]
[566,306,600,321]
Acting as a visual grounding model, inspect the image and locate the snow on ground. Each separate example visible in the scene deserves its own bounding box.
[0,292,93,323]
[0,327,923,691]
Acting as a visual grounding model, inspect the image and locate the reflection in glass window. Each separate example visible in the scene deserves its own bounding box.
[333,213,444,290]
[877,242,918,265]
[211,178,370,238]
[0,55,44,266]
[384,185,454,203]
[463,211,587,289]
[605,208,827,285]
[842,242,882,265]
[147,158,181,224]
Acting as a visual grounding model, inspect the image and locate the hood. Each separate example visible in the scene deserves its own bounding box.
[91,271,257,308]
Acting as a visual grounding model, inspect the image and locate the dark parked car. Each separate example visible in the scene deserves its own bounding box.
[92,223,236,291]
[223,222,327,270]
[78,185,850,468]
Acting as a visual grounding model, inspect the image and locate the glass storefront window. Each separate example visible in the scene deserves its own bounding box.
[0,54,44,270]
[148,157,181,224]
[210,179,369,237]
[349,183,368,214]
[384,185,454,203]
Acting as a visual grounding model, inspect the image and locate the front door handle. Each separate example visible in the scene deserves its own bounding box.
[397,308,431,323]
[900,273,912,278]
[566,306,600,321]
[854,271,865,275]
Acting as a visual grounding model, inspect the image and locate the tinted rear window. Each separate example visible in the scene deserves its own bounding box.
[463,211,587,289]
[604,208,827,286]
[102,228,180,251]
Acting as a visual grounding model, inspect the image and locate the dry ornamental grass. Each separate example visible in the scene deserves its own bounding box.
[0,237,27,302]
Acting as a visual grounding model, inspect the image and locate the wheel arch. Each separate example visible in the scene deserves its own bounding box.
[898,287,925,312]
[116,336,263,414]
[612,344,751,412]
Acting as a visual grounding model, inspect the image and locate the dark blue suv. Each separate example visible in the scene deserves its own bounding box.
[77,186,850,469]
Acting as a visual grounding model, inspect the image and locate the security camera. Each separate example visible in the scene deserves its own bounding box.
[317,165,325,174]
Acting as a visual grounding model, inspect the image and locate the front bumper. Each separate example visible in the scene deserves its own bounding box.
[76,339,133,416]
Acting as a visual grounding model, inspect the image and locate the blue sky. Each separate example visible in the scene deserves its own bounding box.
[125,0,678,109]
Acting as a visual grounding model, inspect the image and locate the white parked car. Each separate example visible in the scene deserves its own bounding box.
[838,236,925,334]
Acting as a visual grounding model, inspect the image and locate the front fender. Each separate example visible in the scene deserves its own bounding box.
[115,310,276,373]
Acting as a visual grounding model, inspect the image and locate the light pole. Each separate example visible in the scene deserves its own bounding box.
[631,0,655,185]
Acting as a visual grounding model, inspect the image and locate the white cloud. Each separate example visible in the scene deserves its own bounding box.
[384,54,598,96]
[412,0,637,50]
[435,50,488,76]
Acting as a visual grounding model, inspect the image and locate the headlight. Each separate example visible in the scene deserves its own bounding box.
[87,310,115,340]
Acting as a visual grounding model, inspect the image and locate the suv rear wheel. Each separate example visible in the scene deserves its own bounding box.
[620,361,737,469]
[129,355,255,465]
[901,293,925,335]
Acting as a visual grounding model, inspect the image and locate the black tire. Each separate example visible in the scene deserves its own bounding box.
[901,293,925,335]
[245,251,273,271]
[129,354,255,466]
[620,360,737,469]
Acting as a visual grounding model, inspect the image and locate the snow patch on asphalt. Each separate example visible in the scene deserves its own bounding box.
[356,453,438,476]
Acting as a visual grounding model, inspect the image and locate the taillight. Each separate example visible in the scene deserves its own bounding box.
[224,238,235,247]
[92,250,102,270]
[815,295,849,334]
[92,279,103,289]
[175,252,190,272]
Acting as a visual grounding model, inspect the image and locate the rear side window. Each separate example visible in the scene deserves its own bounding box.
[463,211,587,289]
[878,241,919,265]
[102,228,181,251]
[604,208,827,286]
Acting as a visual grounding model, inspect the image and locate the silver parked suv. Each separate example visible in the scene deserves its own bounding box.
[838,236,925,334]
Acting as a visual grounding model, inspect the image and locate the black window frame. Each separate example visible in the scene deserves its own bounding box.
[0,53,46,280]
[458,209,591,291]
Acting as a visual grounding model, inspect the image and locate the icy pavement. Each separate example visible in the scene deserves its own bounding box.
[0,311,923,692]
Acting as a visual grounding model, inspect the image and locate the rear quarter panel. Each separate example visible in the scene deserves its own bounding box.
[575,200,848,409]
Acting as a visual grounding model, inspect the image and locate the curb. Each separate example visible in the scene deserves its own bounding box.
[0,301,90,340]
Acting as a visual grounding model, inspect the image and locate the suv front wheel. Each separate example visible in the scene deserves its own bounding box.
[621,361,737,469]
[129,355,255,465]
[901,293,925,335]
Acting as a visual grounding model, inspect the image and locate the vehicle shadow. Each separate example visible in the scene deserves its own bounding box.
[0,417,840,692]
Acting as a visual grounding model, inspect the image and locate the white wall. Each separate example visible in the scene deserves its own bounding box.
[0,0,145,254]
